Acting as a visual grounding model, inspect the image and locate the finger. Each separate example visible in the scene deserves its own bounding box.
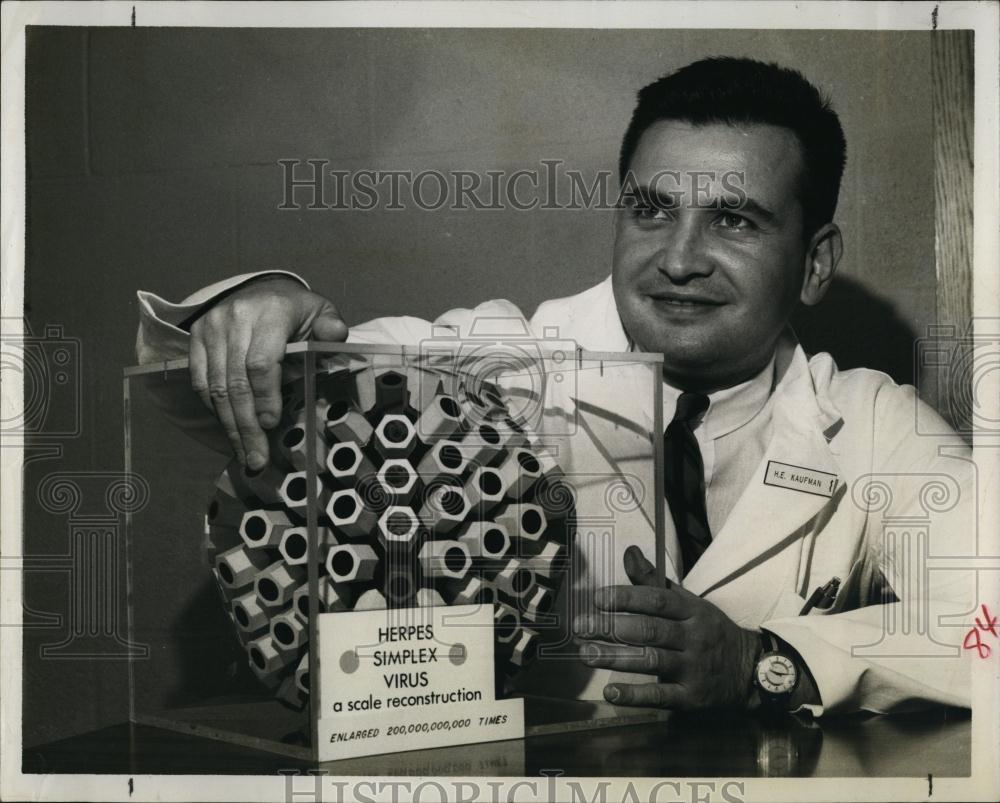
[604,681,686,709]
[300,299,349,342]
[573,612,685,650]
[579,640,682,676]
[245,322,295,431]
[594,584,690,620]
[624,545,668,589]
[204,324,245,465]
[225,323,270,469]
[189,324,212,412]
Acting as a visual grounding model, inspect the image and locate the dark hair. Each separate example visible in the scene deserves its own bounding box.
[619,57,847,235]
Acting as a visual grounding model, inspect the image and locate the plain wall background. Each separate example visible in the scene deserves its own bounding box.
[22,27,936,748]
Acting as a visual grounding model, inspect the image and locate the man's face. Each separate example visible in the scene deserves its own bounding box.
[612,120,811,390]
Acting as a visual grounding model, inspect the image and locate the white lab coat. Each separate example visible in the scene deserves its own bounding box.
[136,273,976,715]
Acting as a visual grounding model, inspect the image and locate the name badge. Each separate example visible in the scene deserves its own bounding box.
[764,460,838,498]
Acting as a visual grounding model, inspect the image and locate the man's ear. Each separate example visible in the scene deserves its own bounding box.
[800,223,843,306]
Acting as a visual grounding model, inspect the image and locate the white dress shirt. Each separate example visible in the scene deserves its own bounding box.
[660,355,777,535]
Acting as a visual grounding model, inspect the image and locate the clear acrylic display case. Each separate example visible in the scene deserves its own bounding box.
[124,341,665,764]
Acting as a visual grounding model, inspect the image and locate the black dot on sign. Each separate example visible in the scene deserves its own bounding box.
[340,650,360,673]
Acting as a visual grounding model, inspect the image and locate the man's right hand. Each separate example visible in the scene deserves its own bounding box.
[189,276,348,470]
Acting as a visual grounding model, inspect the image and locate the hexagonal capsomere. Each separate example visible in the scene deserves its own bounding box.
[325,543,379,584]
[325,488,378,539]
[374,414,417,459]
[377,505,421,548]
[418,539,472,581]
[376,459,421,504]
[239,508,293,549]
[419,484,471,534]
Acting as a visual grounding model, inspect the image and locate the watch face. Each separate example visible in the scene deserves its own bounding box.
[756,653,797,695]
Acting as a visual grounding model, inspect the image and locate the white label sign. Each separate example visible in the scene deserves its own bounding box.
[316,604,524,761]
[764,460,839,498]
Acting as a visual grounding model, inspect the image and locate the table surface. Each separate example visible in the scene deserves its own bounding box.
[23,700,970,779]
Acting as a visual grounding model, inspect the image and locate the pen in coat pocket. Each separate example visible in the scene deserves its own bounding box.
[799,576,841,615]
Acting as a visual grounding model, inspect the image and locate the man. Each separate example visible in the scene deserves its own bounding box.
[137,57,974,715]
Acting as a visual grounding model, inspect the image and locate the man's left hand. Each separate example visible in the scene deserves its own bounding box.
[573,545,760,710]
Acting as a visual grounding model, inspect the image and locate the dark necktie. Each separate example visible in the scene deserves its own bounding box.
[663,392,711,577]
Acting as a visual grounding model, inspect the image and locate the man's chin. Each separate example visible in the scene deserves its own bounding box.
[643,341,733,389]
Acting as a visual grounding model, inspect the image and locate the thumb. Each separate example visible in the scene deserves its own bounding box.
[308,301,349,342]
[623,545,667,589]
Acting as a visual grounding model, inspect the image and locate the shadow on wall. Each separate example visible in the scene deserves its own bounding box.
[791,276,917,387]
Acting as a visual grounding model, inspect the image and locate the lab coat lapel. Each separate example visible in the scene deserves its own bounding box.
[682,342,845,597]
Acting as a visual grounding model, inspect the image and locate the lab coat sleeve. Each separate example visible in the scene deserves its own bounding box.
[135,270,311,364]
[134,271,531,452]
[763,384,976,715]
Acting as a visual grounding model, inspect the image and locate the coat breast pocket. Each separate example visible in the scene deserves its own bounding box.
[815,557,899,615]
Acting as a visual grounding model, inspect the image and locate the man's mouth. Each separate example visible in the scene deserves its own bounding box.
[647,291,724,308]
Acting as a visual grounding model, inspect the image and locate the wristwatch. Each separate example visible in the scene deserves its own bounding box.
[752,632,799,710]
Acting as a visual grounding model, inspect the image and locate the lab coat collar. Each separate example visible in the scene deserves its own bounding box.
[682,331,848,596]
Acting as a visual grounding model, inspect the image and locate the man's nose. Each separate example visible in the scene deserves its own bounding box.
[655,220,713,282]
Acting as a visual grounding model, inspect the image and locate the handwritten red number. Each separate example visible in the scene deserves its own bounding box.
[975,604,998,637]
[963,604,998,659]
[963,627,990,659]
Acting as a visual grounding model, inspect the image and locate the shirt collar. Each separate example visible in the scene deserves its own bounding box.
[698,353,776,439]
[627,334,776,440]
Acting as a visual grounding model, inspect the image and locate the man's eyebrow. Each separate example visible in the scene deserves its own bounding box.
[627,185,680,208]
[720,195,777,224]
[624,185,778,225]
